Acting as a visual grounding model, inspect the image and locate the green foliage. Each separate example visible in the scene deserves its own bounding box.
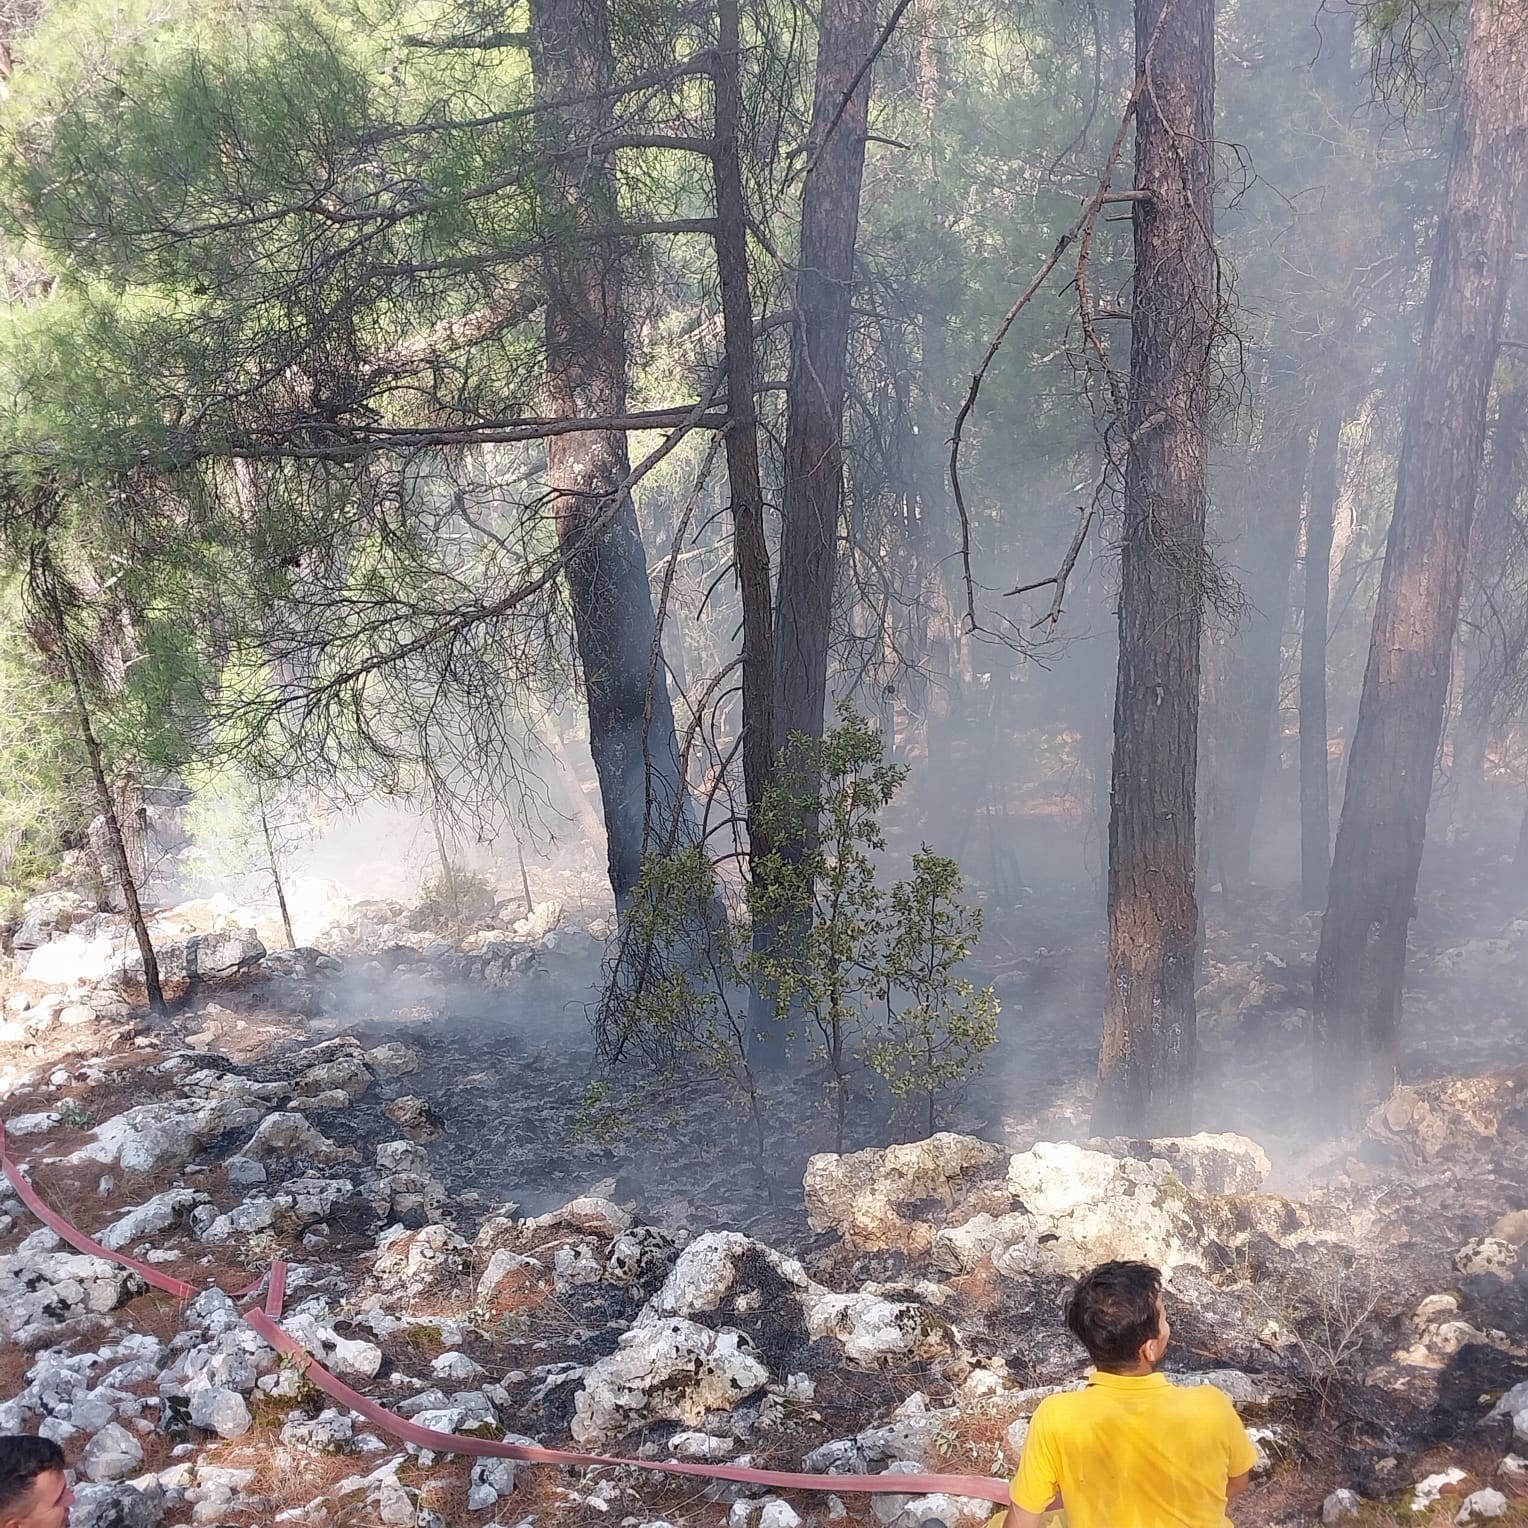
[749,703,908,1148]
[604,705,998,1157]
[599,841,768,1164]
[570,1078,626,1150]
[415,865,497,932]
[0,590,91,908]
[865,850,1001,1136]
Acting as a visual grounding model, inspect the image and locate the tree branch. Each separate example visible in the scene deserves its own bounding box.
[803,0,918,180]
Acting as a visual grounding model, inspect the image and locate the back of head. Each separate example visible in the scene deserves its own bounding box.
[1064,1260,1163,1369]
[0,1435,64,1517]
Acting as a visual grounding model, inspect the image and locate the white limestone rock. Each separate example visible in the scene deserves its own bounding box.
[571,1317,768,1444]
[70,1100,264,1175]
[81,1423,145,1482]
[99,1189,211,1252]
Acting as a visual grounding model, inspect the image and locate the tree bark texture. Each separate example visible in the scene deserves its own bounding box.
[1313,0,1528,1122]
[711,0,774,840]
[770,0,875,759]
[751,0,876,1056]
[1300,402,1344,909]
[530,0,690,912]
[1093,0,1216,1138]
[1200,383,1311,892]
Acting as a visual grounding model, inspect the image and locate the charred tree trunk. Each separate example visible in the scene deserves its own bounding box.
[1314,0,1528,1123]
[1093,0,1216,1138]
[750,0,876,1054]
[1300,402,1344,909]
[770,0,874,760]
[529,0,691,915]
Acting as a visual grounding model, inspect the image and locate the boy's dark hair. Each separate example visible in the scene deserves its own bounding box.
[0,1434,65,1513]
[1063,1261,1164,1368]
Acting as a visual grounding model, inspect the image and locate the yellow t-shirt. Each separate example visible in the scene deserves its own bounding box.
[994,1370,1259,1528]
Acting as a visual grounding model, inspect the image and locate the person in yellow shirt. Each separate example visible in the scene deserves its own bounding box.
[991,1260,1258,1528]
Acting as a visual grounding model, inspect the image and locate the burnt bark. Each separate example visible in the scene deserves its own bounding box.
[1314,0,1528,1122]
[1300,401,1344,909]
[529,0,691,913]
[769,0,875,762]
[750,0,876,1055]
[1093,0,1216,1138]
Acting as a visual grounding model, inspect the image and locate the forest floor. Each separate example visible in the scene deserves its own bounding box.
[1,817,1526,1527]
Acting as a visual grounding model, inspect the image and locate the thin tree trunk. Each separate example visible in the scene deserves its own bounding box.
[751,0,876,1054]
[1513,788,1528,891]
[516,839,535,913]
[710,0,774,850]
[529,0,691,915]
[43,585,165,1017]
[1314,0,1528,1124]
[1093,0,1215,1138]
[547,719,610,856]
[1300,403,1343,909]
[257,785,297,950]
[1207,398,1312,890]
[1453,380,1528,824]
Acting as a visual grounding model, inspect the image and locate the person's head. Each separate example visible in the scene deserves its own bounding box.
[1063,1260,1170,1373]
[0,1436,71,1528]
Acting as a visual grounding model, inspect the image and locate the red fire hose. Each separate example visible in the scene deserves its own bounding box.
[0,1121,1011,1507]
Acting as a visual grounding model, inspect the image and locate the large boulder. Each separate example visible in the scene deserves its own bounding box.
[1086,1134,1271,1196]
[237,1112,353,1164]
[23,928,127,986]
[806,1133,1304,1275]
[99,1189,212,1252]
[647,1232,956,1366]
[372,1223,472,1300]
[12,889,96,950]
[1005,1141,1307,1275]
[0,1244,145,1341]
[69,1482,166,1528]
[1370,1071,1527,1162]
[70,1100,264,1176]
[803,1134,1007,1254]
[571,1316,768,1443]
[111,927,266,989]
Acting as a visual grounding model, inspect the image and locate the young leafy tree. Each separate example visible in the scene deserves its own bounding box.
[865,849,999,1137]
[749,706,900,1147]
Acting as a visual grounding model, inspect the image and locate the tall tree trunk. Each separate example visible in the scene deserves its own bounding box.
[1300,401,1344,909]
[750,0,876,1054]
[1314,0,1528,1123]
[770,0,874,760]
[1453,379,1528,823]
[710,0,774,845]
[529,0,691,915]
[1202,386,1312,892]
[1093,0,1216,1137]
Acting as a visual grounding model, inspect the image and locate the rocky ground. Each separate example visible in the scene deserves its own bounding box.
[2,841,1528,1528]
